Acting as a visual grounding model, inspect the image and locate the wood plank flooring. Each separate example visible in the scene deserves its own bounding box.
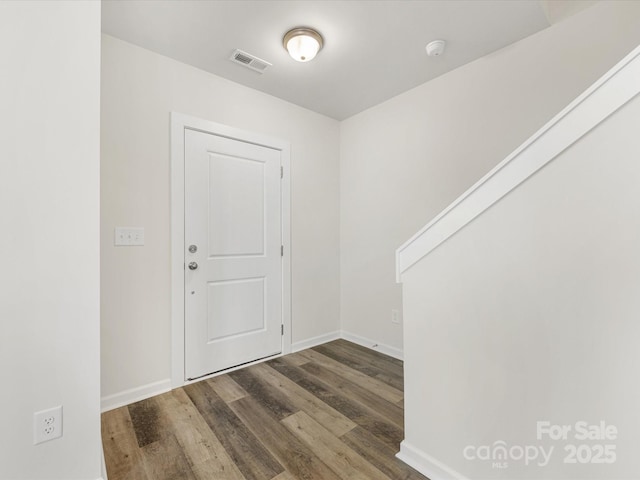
[101,339,427,480]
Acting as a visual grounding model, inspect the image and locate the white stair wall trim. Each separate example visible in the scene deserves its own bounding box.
[396,45,640,282]
[101,442,108,480]
[397,441,469,480]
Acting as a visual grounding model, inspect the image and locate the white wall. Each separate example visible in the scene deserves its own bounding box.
[400,73,640,480]
[0,2,102,479]
[101,35,341,402]
[339,0,640,354]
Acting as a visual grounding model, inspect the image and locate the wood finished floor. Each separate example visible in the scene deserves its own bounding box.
[101,339,427,480]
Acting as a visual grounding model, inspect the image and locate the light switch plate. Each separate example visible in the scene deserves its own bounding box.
[115,227,144,246]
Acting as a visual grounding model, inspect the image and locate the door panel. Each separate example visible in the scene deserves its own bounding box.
[184,128,282,379]
[206,277,265,341]
[208,154,265,256]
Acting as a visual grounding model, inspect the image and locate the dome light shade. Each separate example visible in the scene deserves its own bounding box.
[283,27,323,62]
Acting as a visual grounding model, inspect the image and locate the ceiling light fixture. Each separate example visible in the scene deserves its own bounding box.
[283,27,324,62]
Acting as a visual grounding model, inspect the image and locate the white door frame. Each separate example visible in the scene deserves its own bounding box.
[170,112,291,388]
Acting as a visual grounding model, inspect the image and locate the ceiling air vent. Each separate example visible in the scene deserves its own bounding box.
[229,49,272,74]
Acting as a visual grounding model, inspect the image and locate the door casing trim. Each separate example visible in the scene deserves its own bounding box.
[170,112,292,388]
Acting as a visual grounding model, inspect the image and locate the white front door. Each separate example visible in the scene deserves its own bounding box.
[184,128,283,379]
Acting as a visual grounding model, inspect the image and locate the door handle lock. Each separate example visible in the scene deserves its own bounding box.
[188,262,198,270]
[188,244,198,253]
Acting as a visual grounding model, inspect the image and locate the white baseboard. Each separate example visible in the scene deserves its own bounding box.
[100,331,341,412]
[340,330,403,360]
[397,441,468,480]
[101,331,400,412]
[292,330,404,361]
[292,330,341,352]
[101,378,172,412]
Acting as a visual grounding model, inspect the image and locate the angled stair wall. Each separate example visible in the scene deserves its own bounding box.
[396,45,640,480]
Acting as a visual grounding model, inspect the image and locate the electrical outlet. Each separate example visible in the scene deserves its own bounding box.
[391,309,401,325]
[34,406,63,445]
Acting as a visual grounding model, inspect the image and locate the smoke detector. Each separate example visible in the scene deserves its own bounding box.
[229,49,272,74]
[426,40,446,57]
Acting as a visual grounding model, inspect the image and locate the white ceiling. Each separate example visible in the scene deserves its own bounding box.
[101,0,595,120]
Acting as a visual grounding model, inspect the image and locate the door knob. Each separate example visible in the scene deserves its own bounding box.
[188,262,198,270]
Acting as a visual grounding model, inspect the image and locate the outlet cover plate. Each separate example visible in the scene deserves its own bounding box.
[34,406,63,445]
